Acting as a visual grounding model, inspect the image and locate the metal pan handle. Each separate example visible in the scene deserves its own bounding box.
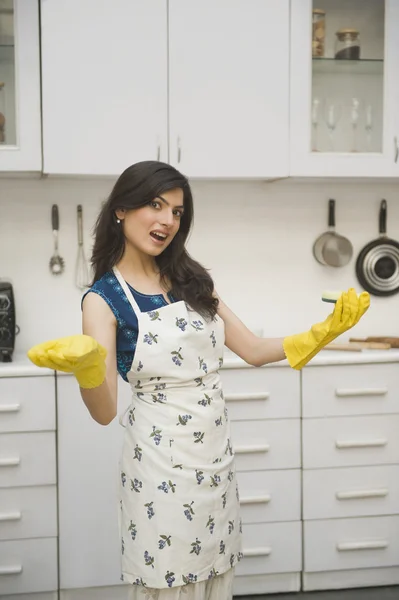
[379,199,387,236]
[328,199,336,229]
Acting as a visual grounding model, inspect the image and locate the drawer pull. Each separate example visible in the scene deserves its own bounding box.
[336,488,388,501]
[240,494,271,505]
[0,565,23,575]
[337,540,388,552]
[335,439,387,449]
[0,457,21,467]
[235,444,270,454]
[335,388,388,397]
[0,403,21,413]
[243,546,272,557]
[225,392,269,402]
[0,511,22,522]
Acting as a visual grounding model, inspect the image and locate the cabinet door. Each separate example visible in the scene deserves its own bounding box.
[57,374,131,589]
[0,0,41,171]
[290,0,399,177]
[168,0,289,178]
[41,0,168,176]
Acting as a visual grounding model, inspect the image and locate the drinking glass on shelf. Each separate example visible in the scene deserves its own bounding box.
[311,97,320,152]
[323,101,342,151]
[365,104,373,150]
[350,97,360,153]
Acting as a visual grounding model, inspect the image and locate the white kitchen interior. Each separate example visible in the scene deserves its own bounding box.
[1,0,399,599]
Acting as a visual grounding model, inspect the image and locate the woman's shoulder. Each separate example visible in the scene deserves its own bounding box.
[82,271,121,308]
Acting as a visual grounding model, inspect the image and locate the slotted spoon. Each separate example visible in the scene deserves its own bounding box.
[49,204,65,276]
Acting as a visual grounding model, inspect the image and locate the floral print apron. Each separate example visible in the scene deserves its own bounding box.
[113,267,242,591]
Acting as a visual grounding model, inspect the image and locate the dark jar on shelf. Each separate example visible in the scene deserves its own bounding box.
[335,28,361,60]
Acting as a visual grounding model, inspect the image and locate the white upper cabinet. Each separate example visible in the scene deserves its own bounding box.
[0,0,41,171]
[41,0,168,176]
[168,0,290,178]
[290,0,399,177]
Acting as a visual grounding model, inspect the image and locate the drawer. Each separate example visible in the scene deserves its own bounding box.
[303,415,399,469]
[231,419,300,471]
[0,432,56,488]
[302,364,399,418]
[304,516,399,573]
[0,377,55,433]
[236,521,302,576]
[0,486,57,541]
[221,367,299,420]
[0,537,58,594]
[303,465,399,521]
[237,469,300,523]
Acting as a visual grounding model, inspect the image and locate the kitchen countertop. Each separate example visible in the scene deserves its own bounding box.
[1,348,399,378]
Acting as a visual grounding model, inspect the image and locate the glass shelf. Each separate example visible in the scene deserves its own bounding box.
[313,58,384,76]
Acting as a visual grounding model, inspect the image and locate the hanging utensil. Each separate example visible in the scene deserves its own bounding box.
[313,199,353,267]
[75,205,90,290]
[49,204,65,276]
[356,199,399,296]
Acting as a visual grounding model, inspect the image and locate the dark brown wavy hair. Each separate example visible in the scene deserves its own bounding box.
[91,161,218,320]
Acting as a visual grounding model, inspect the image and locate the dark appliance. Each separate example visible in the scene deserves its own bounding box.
[0,281,16,362]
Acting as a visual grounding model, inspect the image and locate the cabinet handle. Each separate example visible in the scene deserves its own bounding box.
[240,494,271,505]
[156,144,160,161]
[394,136,399,163]
[0,403,21,413]
[0,457,21,467]
[225,392,269,402]
[335,388,388,397]
[337,540,388,552]
[177,137,181,163]
[335,439,387,449]
[336,488,388,500]
[243,547,272,557]
[0,565,23,575]
[235,444,270,454]
[0,511,22,521]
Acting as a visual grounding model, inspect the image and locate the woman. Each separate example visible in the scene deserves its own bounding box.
[28,161,370,599]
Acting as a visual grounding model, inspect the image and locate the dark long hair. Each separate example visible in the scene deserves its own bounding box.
[91,161,218,320]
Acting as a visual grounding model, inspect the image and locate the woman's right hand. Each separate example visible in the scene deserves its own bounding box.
[28,334,107,389]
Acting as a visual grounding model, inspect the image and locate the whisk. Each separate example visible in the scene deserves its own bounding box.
[75,205,90,290]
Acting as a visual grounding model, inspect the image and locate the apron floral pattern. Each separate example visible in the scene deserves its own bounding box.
[113,267,242,590]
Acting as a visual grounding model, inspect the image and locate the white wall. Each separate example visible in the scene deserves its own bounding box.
[0,176,398,356]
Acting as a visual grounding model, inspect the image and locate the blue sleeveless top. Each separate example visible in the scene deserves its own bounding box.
[84,271,177,381]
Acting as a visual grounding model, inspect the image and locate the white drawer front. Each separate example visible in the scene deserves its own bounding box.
[236,521,302,576]
[0,377,55,433]
[303,465,399,521]
[231,419,300,471]
[237,469,300,524]
[221,367,299,420]
[0,486,57,541]
[303,415,399,469]
[0,433,56,488]
[0,537,58,594]
[304,516,399,573]
[302,364,399,418]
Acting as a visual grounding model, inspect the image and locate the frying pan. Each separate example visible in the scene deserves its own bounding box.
[356,199,399,296]
[313,199,353,267]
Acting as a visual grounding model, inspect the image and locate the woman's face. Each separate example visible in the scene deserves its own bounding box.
[115,187,185,257]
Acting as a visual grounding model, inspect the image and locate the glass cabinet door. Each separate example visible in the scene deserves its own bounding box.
[290,0,399,177]
[311,0,384,155]
[0,0,15,146]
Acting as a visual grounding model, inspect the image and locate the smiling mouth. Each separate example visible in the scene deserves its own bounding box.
[150,231,168,243]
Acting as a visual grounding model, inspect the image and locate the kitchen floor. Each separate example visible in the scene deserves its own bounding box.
[235,586,399,599]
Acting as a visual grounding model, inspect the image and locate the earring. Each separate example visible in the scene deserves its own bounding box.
[116,218,121,224]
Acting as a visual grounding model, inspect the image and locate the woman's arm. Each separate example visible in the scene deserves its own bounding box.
[216,295,285,367]
[81,292,118,425]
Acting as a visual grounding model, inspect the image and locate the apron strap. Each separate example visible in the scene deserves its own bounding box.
[112,266,142,315]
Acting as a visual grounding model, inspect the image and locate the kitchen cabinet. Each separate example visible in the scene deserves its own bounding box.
[41,0,168,176]
[0,374,57,598]
[40,0,290,179]
[0,0,41,172]
[168,0,289,178]
[290,0,399,177]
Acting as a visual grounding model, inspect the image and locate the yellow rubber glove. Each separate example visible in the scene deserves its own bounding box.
[27,334,107,389]
[283,288,370,370]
